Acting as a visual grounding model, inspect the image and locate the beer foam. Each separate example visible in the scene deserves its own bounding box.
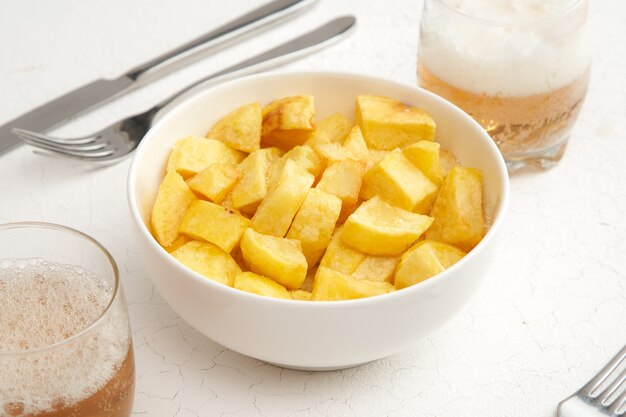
[419,0,590,96]
[0,259,131,416]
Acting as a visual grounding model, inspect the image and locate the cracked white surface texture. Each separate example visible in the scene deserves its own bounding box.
[1,0,625,416]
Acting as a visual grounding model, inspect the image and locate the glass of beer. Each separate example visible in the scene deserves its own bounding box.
[0,223,135,417]
[418,0,591,170]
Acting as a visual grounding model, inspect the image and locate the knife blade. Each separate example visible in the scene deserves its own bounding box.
[0,0,315,155]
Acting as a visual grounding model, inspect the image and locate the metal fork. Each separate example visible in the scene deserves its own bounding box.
[12,16,355,162]
[558,344,626,416]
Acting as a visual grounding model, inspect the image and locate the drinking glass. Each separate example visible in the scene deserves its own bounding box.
[418,0,591,170]
[0,222,135,417]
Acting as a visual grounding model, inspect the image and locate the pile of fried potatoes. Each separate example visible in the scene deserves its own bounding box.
[150,95,485,301]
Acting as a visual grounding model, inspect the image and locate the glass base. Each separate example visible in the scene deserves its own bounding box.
[503,137,569,172]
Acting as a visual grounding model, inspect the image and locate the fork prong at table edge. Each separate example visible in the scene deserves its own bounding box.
[608,387,626,415]
[581,345,626,397]
[19,137,116,159]
[31,147,129,163]
[598,367,626,406]
[13,131,109,152]
[11,127,99,145]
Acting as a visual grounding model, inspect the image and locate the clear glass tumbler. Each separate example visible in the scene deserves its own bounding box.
[418,0,591,170]
[0,222,135,417]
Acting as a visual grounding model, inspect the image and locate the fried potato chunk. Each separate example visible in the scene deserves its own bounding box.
[290,289,313,301]
[267,145,325,189]
[187,163,240,203]
[425,167,484,251]
[360,149,438,213]
[316,159,366,222]
[314,125,369,164]
[171,241,241,286]
[402,140,444,185]
[439,149,459,177]
[356,95,436,150]
[341,197,433,256]
[240,228,308,290]
[165,234,192,253]
[179,200,249,253]
[262,95,315,149]
[234,271,291,299]
[311,267,394,301]
[166,136,245,178]
[286,188,342,267]
[151,170,196,248]
[305,112,351,146]
[251,159,314,237]
[207,102,262,153]
[394,240,466,289]
[351,255,399,283]
[230,147,283,214]
[319,226,367,275]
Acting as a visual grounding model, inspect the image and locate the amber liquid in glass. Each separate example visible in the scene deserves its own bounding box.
[418,61,590,163]
[0,260,135,417]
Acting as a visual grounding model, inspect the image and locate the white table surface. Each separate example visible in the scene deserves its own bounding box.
[1,1,625,416]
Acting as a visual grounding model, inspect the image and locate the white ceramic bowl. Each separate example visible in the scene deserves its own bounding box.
[128,71,509,370]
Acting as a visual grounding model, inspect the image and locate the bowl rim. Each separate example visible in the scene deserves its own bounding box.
[127,69,510,308]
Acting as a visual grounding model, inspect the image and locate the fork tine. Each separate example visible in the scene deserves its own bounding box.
[12,127,98,145]
[598,367,626,406]
[20,137,116,159]
[15,132,109,152]
[608,388,626,415]
[581,345,626,397]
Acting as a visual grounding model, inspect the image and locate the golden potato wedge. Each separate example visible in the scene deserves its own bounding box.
[165,234,192,253]
[251,159,314,237]
[207,102,262,153]
[305,112,351,146]
[187,163,240,203]
[342,125,369,161]
[439,149,459,177]
[394,240,466,289]
[290,289,313,301]
[425,167,484,251]
[341,197,433,256]
[234,271,291,299]
[230,245,245,268]
[287,145,326,180]
[286,188,342,267]
[267,145,325,189]
[171,241,241,286]
[230,147,283,214]
[365,149,389,172]
[360,149,438,213]
[179,200,250,253]
[299,267,317,292]
[311,267,394,301]
[166,136,245,178]
[351,255,399,283]
[262,95,315,149]
[402,140,444,185]
[316,159,366,222]
[240,228,307,290]
[151,170,196,248]
[319,226,366,275]
[314,125,369,165]
[356,95,436,150]
[313,142,350,165]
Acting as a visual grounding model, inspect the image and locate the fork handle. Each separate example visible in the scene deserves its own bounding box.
[150,15,356,117]
[126,0,316,86]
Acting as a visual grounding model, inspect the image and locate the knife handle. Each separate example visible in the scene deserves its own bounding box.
[126,0,316,87]
[153,16,356,115]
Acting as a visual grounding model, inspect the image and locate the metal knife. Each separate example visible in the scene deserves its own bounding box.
[0,0,316,155]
